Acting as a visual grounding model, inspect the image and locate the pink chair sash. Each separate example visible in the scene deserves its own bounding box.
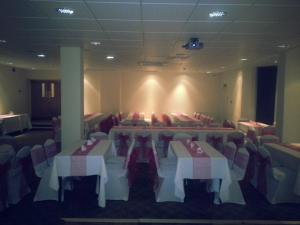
[136,135,151,160]
[116,134,130,156]
[127,149,140,186]
[147,149,159,189]
[234,152,249,169]
[244,148,257,183]
[247,129,258,146]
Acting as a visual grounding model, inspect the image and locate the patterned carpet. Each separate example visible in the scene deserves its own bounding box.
[1,131,300,225]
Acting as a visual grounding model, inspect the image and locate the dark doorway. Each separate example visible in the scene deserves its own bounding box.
[256,66,277,125]
[31,80,61,120]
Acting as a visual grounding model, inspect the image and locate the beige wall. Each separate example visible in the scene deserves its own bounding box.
[282,47,300,142]
[119,72,222,120]
[221,67,257,124]
[0,65,30,114]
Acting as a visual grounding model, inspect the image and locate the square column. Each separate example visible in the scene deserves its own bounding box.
[60,47,83,149]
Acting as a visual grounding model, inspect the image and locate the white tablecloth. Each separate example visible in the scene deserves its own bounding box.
[264,143,300,196]
[49,140,111,207]
[238,121,267,135]
[109,126,236,143]
[167,141,237,203]
[84,113,104,136]
[0,114,32,135]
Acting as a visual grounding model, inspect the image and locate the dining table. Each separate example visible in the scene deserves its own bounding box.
[49,139,112,207]
[167,140,245,204]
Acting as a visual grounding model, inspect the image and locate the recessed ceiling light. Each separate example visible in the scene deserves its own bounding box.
[56,8,74,15]
[0,39,7,43]
[209,11,227,18]
[31,67,36,70]
[106,55,114,60]
[90,41,101,46]
[206,71,211,74]
[37,53,46,58]
[7,62,13,65]
[274,60,278,64]
[240,58,248,61]
[277,44,289,49]
[221,66,225,69]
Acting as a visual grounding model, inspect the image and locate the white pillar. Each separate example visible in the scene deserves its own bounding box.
[60,47,83,149]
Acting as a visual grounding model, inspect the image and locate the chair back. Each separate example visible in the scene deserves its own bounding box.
[16,146,31,162]
[227,132,245,148]
[261,126,276,136]
[206,133,223,151]
[30,145,48,178]
[158,132,173,157]
[246,128,258,146]
[135,133,151,149]
[244,140,258,182]
[260,135,280,145]
[222,142,237,168]
[256,146,272,195]
[44,139,60,165]
[0,144,15,166]
[0,136,17,150]
[115,132,131,156]
[89,132,108,141]
[232,147,250,180]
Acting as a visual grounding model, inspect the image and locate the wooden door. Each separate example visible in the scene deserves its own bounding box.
[31,80,61,120]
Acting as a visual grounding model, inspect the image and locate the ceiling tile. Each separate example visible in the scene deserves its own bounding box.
[88,2,140,20]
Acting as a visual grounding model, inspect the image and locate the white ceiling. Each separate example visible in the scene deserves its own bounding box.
[0,0,299,74]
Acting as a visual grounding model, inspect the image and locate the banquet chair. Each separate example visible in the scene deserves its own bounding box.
[259,135,280,145]
[256,146,298,204]
[89,132,108,141]
[105,140,135,201]
[31,145,59,201]
[1,144,30,205]
[44,139,61,166]
[157,132,174,158]
[222,142,237,168]
[246,128,259,146]
[261,126,276,136]
[244,140,258,184]
[134,132,152,163]
[114,132,132,157]
[16,146,36,190]
[231,147,250,181]
[206,133,224,152]
[151,140,182,202]
[0,136,17,150]
[227,132,245,148]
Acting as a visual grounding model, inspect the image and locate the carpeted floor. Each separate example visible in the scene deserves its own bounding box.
[1,130,300,225]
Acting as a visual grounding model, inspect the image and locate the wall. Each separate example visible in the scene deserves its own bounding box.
[282,47,300,142]
[119,72,222,120]
[0,65,30,114]
[221,66,257,124]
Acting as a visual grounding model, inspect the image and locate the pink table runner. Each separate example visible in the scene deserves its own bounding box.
[180,140,210,178]
[240,121,264,128]
[114,126,233,131]
[71,140,100,176]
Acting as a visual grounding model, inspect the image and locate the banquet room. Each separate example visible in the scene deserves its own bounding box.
[0,0,300,225]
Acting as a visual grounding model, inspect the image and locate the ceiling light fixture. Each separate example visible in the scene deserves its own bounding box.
[274,60,278,64]
[206,71,211,74]
[7,62,13,65]
[56,8,74,15]
[90,41,101,46]
[277,44,289,49]
[240,58,248,61]
[106,55,114,60]
[209,11,226,18]
[0,39,7,43]
[37,53,46,58]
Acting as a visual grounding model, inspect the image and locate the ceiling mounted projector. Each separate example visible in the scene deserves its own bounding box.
[182,38,204,50]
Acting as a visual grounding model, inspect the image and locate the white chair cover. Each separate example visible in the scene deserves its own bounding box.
[260,135,280,145]
[152,140,182,202]
[44,139,60,166]
[231,147,249,181]
[104,140,135,201]
[30,145,48,178]
[257,146,299,204]
[222,142,237,168]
